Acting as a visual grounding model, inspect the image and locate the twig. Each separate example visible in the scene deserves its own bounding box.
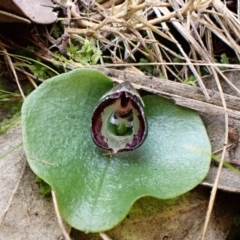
[134,0,192,28]
[92,67,240,119]
[52,0,71,54]
[91,62,240,68]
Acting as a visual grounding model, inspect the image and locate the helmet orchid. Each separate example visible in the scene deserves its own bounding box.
[91,81,148,154]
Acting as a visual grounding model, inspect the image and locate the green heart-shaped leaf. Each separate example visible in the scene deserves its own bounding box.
[22,69,211,232]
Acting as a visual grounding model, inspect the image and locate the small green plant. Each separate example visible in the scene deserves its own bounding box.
[51,22,63,39]
[15,46,53,80]
[220,53,229,64]
[68,39,102,64]
[214,53,230,71]
[14,58,53,80]
[173,57,183,63]
[220,53,229,70]
[35,176,51,196]
[139,58,154,74]
[0,88,22,135]
[183,75,197,86]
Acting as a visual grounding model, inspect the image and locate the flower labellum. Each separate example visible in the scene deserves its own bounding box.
[91,81,148,154]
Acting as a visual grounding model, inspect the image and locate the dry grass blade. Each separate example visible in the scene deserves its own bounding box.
[99,232,113,240]
[0,48,25,99]
[200,69,229,240]
[212,14,240,59]
[157,5,211,99]
[52,190,71,240]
